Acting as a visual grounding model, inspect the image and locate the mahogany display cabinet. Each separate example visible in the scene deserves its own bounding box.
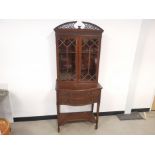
[54,21,104,132]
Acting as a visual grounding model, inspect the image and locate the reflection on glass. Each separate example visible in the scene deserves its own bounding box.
[80,38,99,81]
[58,38,76,80]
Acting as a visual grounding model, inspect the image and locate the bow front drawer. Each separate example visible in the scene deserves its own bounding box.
[58,89,101,106]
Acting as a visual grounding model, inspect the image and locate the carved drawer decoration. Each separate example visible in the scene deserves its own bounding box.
[58,89,101,106]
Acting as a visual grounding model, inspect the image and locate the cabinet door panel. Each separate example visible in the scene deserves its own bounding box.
[80,37,99,81]
[58,37,77,80]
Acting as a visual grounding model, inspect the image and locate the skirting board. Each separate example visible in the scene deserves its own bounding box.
[13,108,150,122]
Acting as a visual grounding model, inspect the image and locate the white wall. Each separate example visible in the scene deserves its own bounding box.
[0,20,64,117]
[132,20,155,109]
[96,20,142,112]
[0,19,154,118]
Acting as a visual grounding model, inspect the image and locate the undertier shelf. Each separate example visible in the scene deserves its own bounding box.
[59,112,96,126]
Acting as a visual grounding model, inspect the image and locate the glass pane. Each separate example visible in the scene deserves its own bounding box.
[58,38,76,80]
[80,38,99,81]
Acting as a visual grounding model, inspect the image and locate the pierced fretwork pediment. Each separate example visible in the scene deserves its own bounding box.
[54,21,103,32]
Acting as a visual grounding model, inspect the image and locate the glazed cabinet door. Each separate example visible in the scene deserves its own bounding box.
[79,37,100,81]
[57,36,77,81]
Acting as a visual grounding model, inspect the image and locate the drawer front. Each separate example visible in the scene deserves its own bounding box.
[58,89,101,106]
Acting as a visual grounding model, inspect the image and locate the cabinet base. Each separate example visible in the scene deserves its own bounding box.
[58,111,96,126]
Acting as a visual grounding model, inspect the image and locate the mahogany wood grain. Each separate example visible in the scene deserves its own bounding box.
[54,21,103,132]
